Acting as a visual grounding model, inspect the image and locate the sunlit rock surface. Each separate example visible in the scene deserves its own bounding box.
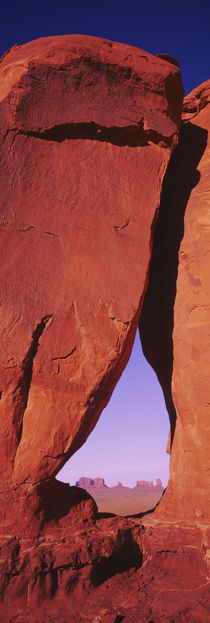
[0,34,182,498]
[0,35,209,623]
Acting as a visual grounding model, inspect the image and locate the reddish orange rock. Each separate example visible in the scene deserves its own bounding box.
[0,35,183,512]
[167,81,210,520]
[0,34,209,623]
[0,516,208,623]
[140,80,210,521]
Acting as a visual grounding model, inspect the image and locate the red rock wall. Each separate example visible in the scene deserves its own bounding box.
[0,36,183,513]
[140,80,210,520]
[0,35,209,623]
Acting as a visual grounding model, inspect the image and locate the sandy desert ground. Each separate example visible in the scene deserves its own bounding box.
[85,487,163,516]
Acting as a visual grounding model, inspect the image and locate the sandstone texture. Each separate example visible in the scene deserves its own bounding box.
[140,79,210,522]
[0,517,209,623]
[170,81,210,520]
[0,35,209,623]
[0,35,183,523]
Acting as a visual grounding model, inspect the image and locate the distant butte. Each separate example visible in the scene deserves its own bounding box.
[75,477,164,491]
[0,35,209,623]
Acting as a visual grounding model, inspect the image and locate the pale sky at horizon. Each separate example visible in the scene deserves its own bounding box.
[58,330,170,489]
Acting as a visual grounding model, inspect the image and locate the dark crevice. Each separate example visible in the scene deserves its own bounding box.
[91,528,142,586]
[36,568,59,598]
[6,121,173,148]
[114,219,130,230]
[51,347,76,361]
[18,226,34,232]
[12,315,52,445]
[139,121,208,449]
[43,230,59,238]
[44,453,65,459]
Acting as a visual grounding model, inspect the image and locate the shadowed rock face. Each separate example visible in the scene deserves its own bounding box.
[139,79,210,521]
[0,35,209,623]
[140,122,207,443]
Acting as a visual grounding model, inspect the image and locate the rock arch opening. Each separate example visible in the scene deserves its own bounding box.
[57,119,208,519]
[0,34,209,621]
[58,329,170,516]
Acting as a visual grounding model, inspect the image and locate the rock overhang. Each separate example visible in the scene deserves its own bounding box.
[0,34,183,140]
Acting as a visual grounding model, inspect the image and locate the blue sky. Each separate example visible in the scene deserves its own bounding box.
[1,0,209,487]
[1,1,209,95]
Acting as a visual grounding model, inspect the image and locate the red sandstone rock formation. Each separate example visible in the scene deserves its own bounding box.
[0,35,183,531]
[140,79,210,522]
[0,34,209,622]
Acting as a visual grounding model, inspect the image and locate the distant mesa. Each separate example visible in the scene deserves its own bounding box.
[75,477,107,490]
[75,477,164,492]
[113,481,125,489]
[136,478,163,491]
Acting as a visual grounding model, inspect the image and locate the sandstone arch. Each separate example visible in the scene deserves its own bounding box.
[0,34,183,518]
[0,36,209,622]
